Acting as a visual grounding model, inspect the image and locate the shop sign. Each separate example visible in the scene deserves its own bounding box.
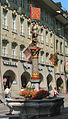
[3,61,18,67]
[48,67,53,72]
[38,65,43,71]
[23,63,30,69]
[13,80,17,84]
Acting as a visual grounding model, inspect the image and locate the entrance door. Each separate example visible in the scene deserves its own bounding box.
[3,70,16,90]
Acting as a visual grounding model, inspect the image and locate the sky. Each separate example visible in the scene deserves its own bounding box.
[53,0,68,11]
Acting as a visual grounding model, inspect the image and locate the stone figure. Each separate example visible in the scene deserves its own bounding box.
[30,21,39,46]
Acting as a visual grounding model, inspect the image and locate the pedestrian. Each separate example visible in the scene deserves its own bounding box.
[21,87,25,91]
[53,87,59,97]
[4,86,10,98]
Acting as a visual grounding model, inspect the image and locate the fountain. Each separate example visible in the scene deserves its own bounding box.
[6,7,64,119]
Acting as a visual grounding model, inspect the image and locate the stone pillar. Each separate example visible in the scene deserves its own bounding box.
[30,47,40,91]
[0,2,2,95]
[0,2,4,97]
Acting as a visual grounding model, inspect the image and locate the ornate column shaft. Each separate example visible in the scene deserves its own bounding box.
[30,47,40,91]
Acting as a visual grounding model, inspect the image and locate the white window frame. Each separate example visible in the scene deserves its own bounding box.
[40,29,43,43]
[12,15,16,32]
[2,43,7,56]
[20,48,23,60]
[28,22,31,38]
[20,20,23,35]
[45,31,48,43]
[2,10,7,29]
[12,45,16,58]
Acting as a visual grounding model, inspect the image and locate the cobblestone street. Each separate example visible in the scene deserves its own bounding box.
[0,94,68,119]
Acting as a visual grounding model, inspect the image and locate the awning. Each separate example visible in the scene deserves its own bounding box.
[3,78,7,83]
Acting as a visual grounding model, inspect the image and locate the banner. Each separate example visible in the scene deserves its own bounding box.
[23,47,31,62]
[53,51,58,67]
[49,51,58,67]
[49,54,54,65]
[31,5,40,20]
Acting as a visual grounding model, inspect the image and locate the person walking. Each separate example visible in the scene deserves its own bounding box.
[4,86,10,98]
[53,87,59,97]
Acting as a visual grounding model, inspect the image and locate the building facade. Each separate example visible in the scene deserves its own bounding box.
[0,0,68,95]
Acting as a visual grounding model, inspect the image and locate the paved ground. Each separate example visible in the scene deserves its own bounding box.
[0,94,68,119]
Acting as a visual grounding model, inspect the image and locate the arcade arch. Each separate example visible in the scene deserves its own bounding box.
[47,74,53,91]
[21,72,31,88]
[56,77,63,92]
[3,70,16,90]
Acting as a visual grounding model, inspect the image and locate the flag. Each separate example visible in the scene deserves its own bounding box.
[23,48,31,58]
[23,47,31,62]
[49,54,54,65]
[31,5,40,20]
[53,51,58,67]
[65,61,68,66]
[49,51,58,67]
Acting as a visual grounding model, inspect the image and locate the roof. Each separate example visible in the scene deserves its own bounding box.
[42,0,68,26]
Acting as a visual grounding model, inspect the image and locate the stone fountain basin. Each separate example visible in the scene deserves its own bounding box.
[7,97,64,118]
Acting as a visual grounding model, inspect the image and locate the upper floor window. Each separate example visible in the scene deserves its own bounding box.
[28,22,31,38]
[50,33,53,44]
[40,29,43,43]
[12,15,16,32]
[56,40,58,51]
[40,51,44,63]
[20,45,25,60]
[20,19,24,35]
[60,60,63,72]
[2,42,7,56]
[45,31,48,43]
[2,10,7,29]
[11,43,16,58]
[60,42,62,53]
[45,52,49,63]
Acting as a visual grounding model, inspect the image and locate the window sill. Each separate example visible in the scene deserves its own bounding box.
[12,29,17,34]
[20,33,25,37]
[2,26,9,31]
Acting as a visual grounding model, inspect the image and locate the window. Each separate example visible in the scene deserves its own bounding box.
[40,29,43,43]
[60,60,63,72]
[20,47,23,60]
[28,22,31,38]
[50,33,53,44]
[21,0,24,8]
[40,51,44,63]
[60,42,62,53]
[2,10,7,29]
[20,19,23,35]
[2,42,7,56]
[65,41,67,55]
[45,52,49,63]
[12,15,16,32]
[12,44,16,58]
[45,31,48,43]
[56,40,58,51]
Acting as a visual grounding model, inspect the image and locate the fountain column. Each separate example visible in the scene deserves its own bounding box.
[30,21,40,91]
[30,47,40,91]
